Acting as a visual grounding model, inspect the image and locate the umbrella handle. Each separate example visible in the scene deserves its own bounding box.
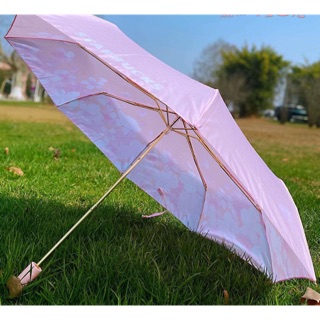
[18,262,42,285]
[37,118,179,267]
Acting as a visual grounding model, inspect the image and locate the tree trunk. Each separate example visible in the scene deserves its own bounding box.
[9,70,28,100]
[33,80,42,102]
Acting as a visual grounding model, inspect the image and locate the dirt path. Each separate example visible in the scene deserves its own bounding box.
[237,118,320,151]
[0,103,70,124]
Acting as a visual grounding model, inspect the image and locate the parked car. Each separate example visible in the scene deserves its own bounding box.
[274,105,308,123]
[263,109,275,118]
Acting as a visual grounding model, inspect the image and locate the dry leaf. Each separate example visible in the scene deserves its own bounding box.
[4,147,9,155]
[71,148,76,153]
[282,158,289,162]
[53,148,61,159]
[223,289,229,304]
[48,146,55,151]
[301,287,320,305]
[6,275,23,299]
[7,166,24,176]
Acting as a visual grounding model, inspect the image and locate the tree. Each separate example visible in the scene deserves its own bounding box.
[192,40,249,116]
[287,62,320,127]
[0,48,30,100]
[192,40,236,86]
[214,71,249,117]
[217,45,289,117]
[0,15,40,101]
[193,42,288,117]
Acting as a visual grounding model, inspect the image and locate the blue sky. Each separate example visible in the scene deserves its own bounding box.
[2,14,320,78]
[99,14,320,76]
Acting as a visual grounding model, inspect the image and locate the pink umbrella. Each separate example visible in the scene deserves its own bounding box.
[5,15,315,288]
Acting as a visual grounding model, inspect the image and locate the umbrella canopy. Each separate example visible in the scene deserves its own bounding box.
[5,14,315,282]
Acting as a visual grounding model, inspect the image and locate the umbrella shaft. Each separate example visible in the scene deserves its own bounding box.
[37,122,176,266]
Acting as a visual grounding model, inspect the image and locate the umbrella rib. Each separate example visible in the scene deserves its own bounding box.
[102,92,174,118]
[171,130,200,141]
[193,130,262,214]
[4,36,77,45]
[171,124,200,140]
[182,121,208,191]
[156,100,169,126]
[78,44,169,124]
[58,91,176,117]
[36,116,180,267]
[172,127,201,140]
[172,127,195,131]
[182,121,208,231]
[57,91,174,127]
[102,92,177,124]
[165,105,170,126]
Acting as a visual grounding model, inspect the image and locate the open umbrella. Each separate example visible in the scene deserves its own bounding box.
[5,15,315,288]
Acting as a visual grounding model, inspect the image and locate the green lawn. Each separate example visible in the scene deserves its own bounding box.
[0,102,319,305]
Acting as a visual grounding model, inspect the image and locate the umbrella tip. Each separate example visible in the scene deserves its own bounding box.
[6,262,42,298]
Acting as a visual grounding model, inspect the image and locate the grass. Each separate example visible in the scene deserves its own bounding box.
[0,101,319,305]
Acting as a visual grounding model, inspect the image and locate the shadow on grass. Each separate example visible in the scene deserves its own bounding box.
[0,193,273,305]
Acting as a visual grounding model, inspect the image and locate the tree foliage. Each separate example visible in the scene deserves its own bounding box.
[288,62,320,127]
[217,45,289,117]
[192,40,236,86]
[194,42,289,117]
[214,70,249,116]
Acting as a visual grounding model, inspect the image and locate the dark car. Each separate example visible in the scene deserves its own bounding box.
[275,105,308,123]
